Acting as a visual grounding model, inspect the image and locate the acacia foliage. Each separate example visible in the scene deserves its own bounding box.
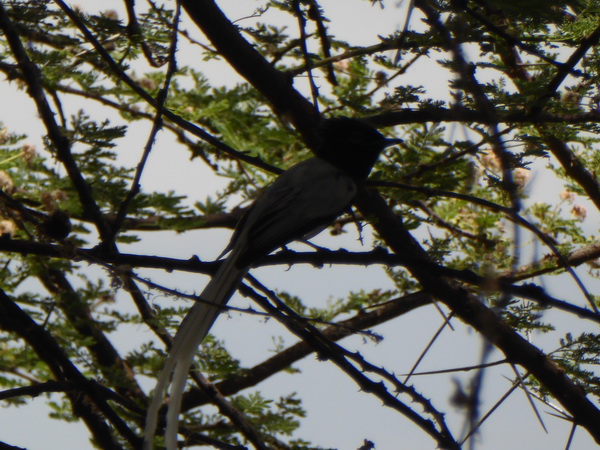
[0,0,599,448]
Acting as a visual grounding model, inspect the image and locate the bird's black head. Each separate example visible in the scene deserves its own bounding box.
[316,117,401,180]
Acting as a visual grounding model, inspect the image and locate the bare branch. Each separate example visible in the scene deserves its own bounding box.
[181,292,433,411]
[0,289,139,448]
[354,187,600,443]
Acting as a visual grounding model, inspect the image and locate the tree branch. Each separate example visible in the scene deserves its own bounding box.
[0,289,139,449]
[540,132,600,212]
[0,3,112,242]
[181,291,433,411]
[0,380,142,414]
[37,267,147,408]
[238,278,460,449]
[53,0,281,174]
[354,187,600,443]
[180,0,320,144]
[1,235,597,323]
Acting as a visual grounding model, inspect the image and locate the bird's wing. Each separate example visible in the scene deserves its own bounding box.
[236,157,357,266]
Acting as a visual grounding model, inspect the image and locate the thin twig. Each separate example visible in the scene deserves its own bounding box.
[107,2,182,246]
[292,0,321,113]
[369,179,600,316]
[460,375,520,445]
[53,0,282,174]
[404,313,454,383]
[510,366,547,433]
[398,359,508,377]
[244,274,460,449]
[305,0,337,86]
[0,3,113,243]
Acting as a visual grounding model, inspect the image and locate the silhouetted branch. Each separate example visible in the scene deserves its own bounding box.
[0,289,138,449]
[183,371,268,450]
[416,0,521,216]
[54,0,281,174]
[1,235,598,323]
[369,179,599,314]
[0,3,112,242]
[37,267,147,408]
[107,2,182,247]
[0,380,142,413]
[529,24,600,116]
[0,441,25,450]
[181,292,433,411]
[541,133,600,212]
[354,187,600,444]
[240,276,460,449]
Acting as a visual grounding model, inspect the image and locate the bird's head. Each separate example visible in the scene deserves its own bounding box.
[316,117,402,180]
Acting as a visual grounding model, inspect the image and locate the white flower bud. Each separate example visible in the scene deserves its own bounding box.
[21,143,36,164]
[481,152,500,171]
[559,190,575,203]
[571,205,587,221]
[0,220,16,237]
[0,170,14,194]
[513,168,530,188]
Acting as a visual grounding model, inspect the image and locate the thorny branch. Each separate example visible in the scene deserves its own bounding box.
[242,275,460,449]
[0,289,139,448]
[0,237,597,322]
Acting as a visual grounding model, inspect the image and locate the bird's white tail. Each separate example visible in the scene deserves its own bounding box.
[144,254,246,449]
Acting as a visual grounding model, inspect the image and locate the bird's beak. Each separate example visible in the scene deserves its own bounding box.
[383,138,403,148]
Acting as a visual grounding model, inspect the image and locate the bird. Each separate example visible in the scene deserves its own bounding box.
[144,117,402,449]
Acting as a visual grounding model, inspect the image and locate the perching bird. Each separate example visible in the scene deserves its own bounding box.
[144,117,402,449]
